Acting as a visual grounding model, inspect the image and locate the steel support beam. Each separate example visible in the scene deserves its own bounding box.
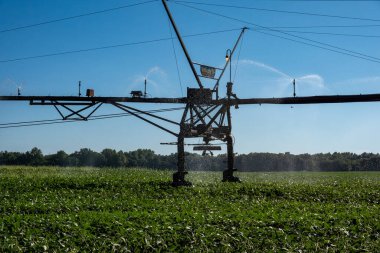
[214,28,247,94]
[222,82,240,182]
[173,104,192,186]
[112,103,178,137]
[114,103,180,126]
[162,0,203,89]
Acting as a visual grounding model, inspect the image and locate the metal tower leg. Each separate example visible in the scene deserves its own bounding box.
[222,134,240,182]
[172,104,192,186]
[223,85,240,182]
[172,135,192,186]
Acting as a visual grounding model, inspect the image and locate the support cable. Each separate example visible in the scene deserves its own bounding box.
[167,17,184,97]
[233,32,244,83]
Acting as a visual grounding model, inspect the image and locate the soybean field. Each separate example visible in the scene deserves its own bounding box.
[0,166,379,252]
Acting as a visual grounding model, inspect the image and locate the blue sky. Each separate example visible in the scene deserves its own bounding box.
[1,0,380,155]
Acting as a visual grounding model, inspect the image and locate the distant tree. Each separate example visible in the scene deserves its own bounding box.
[45,150,69,166]
[71,148,103,167]
[117,151,128,167]
[101,149,127,167]
[3,147,380,171]
[0,151,17,165]
[101,149,117,167]
[55,150,69,166]
[155,153,176,169]
[25,147,44,166]
[126,149,156,167]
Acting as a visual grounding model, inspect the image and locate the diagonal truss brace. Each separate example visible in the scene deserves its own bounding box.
[112,102,179,137]
[38,100,104,121]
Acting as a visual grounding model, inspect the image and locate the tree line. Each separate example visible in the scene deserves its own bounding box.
[1,148,380,171]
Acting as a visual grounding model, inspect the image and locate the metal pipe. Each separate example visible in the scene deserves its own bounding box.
[236,94,380,105]
[4,93,380,106]
[0,96,188,104]
[214,28,247,92]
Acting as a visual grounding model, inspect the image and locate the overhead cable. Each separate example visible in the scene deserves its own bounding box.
[268,24,380,29]
[254,29,380,64]
[268,30,380,38]
[0,28,241,63]
[249,28,380,38]
[174,2,380,64]
[0,0,158,34]
[173,1,380,22]
[0,106,185,129]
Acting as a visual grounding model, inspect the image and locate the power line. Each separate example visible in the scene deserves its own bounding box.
[249,28,380,38]
[0,0,158,34]
[0,107,184,126]
[268,24,380,29]
[184,28,242,38]
[269,30,380,38]
[175,2,380,62]
[0,106,185,129]
[173,1,380,22]
[0,109,153,126]
[0,28,241,63]
[174,2,380,64]
[253,29,380,64]
[0,118,62,126]
[0,37,171,63]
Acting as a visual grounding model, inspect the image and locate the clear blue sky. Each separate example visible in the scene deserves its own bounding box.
[1,0,380,155]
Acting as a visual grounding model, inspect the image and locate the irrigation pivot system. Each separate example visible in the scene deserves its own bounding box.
[2,0,380,186]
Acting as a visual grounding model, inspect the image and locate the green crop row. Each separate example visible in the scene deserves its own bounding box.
[0,166,379,252]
